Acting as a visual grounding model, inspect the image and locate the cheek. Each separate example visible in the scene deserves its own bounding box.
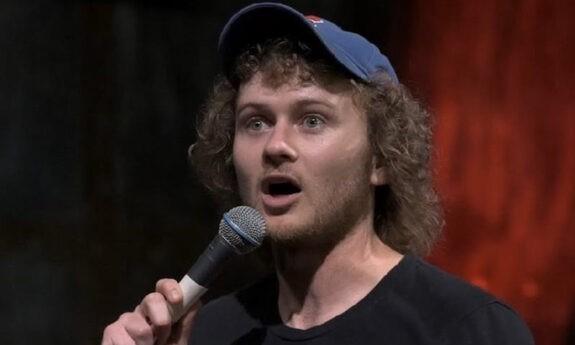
[306,136,371,179]
[232,142,259,199]
[232,146,246,183]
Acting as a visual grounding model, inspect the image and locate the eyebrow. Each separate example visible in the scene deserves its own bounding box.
[235,102,271,116]
[236,98,336,115]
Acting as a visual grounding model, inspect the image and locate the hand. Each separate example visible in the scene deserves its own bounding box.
[101,278,201,345]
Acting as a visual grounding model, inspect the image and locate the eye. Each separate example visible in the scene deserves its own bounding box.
[245,117,269,132]
[302,114,325,129]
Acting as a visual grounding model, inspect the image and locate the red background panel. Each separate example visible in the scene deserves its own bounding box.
[401,1,575,343]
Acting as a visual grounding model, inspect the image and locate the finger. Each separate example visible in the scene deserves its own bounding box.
[101,327,114,345]
[119,313,154,345]
[156,278,182,304]
[141,292,172,325]
[140,293,172,344]
[101,329,113,345]
[102,323,136,345]
[134,305,170,345]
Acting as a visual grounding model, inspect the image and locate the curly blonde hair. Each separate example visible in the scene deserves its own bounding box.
[190,39,443,256]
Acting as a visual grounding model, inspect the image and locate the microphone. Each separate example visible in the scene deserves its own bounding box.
[168,206,266,322]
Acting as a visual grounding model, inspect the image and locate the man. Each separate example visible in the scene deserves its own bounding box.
[102,3,534,344]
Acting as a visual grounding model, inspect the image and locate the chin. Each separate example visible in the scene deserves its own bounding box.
[265,216,308,240]
[265,221,341,250]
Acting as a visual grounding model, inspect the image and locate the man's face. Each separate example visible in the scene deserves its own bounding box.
[233,73,385,246]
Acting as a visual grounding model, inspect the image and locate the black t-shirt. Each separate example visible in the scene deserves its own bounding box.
[189,256,534,344]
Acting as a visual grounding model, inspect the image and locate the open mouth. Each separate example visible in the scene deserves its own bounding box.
[263,176,302,197]
[269,181,301,196]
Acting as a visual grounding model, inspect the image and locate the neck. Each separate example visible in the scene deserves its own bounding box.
[272,220,403,330]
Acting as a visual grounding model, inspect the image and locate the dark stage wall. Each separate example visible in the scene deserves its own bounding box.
[0,1,573,344]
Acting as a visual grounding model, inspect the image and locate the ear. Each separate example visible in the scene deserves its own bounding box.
[370,156,386,186]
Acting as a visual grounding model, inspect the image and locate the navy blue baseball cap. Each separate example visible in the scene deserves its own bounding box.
[218,2,398,83]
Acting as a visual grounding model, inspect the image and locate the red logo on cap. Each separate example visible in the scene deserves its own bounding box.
[305,15,324,24]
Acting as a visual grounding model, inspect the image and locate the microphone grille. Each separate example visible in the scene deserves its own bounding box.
[218,206,266,254]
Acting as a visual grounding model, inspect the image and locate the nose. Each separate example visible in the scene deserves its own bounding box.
[263,121,298,166]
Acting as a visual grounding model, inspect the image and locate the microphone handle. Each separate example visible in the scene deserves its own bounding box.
[168,235,237,322]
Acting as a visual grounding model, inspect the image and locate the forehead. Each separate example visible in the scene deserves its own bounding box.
[236,72,356,107]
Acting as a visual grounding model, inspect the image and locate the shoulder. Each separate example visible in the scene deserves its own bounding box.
[440,300,535,344]
[387,256,534,344]
[403,257,495,312]
[386,256,496,317]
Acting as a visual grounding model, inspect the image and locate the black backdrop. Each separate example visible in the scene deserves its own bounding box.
[0,1,405,343]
